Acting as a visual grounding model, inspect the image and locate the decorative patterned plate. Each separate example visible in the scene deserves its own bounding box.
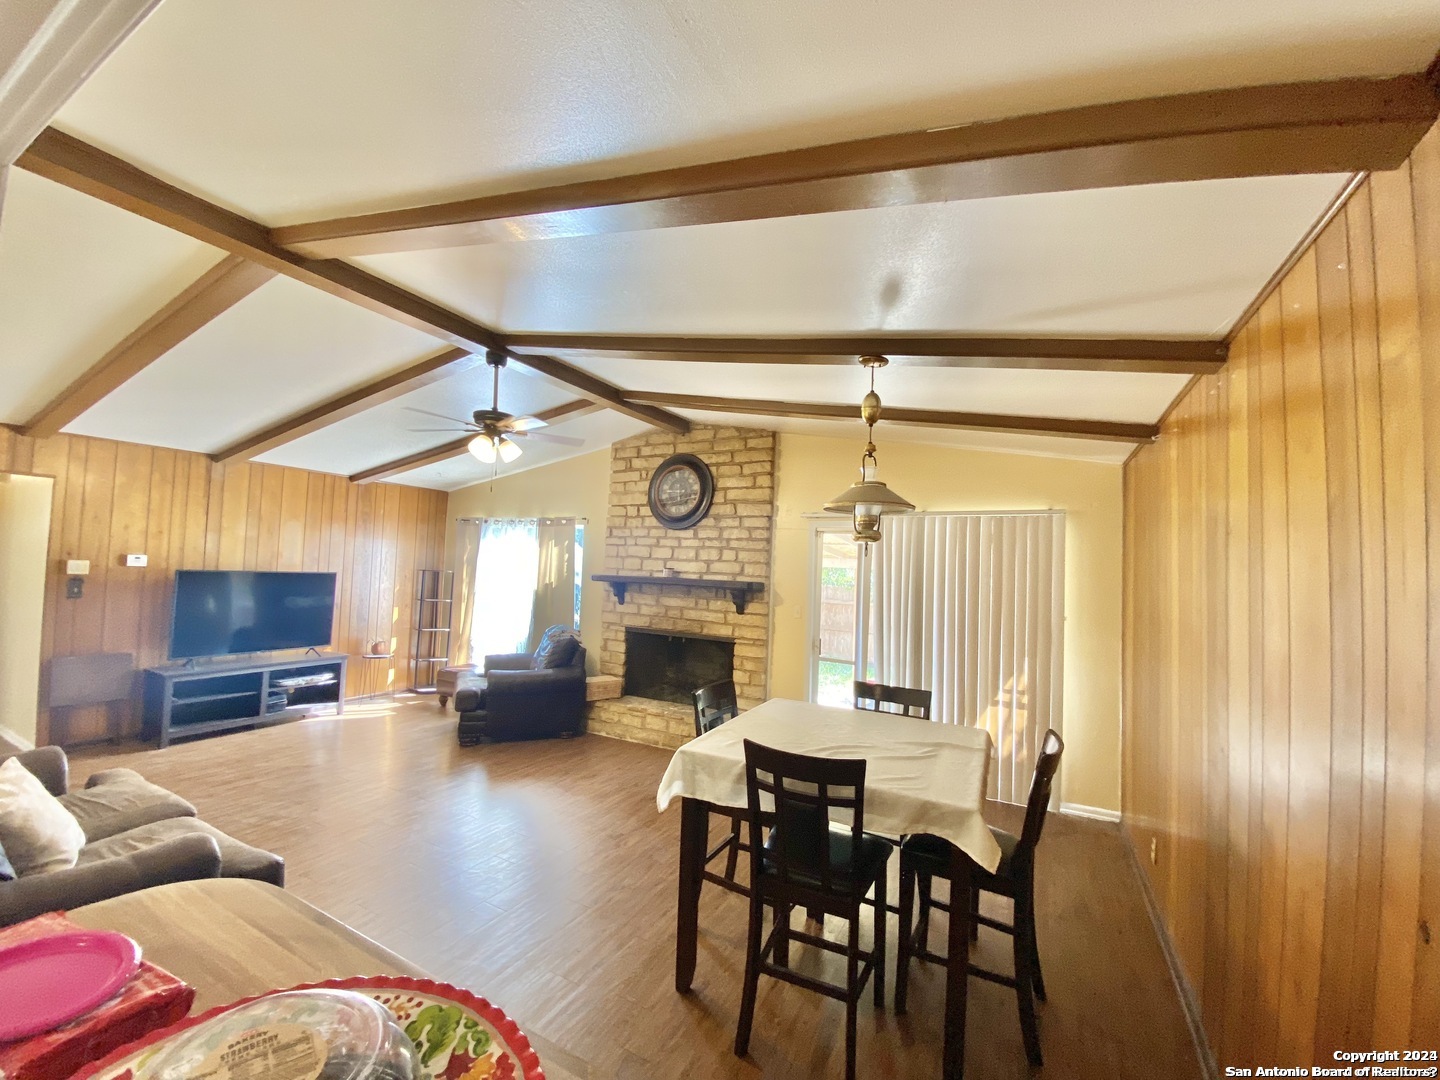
[75,976,544,1080]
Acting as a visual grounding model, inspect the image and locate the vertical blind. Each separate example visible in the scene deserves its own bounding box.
[869,512,1065,805]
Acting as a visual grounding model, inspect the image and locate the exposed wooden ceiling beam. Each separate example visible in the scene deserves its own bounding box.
[15,129,691,434]
[271,72,1440,258]
[622,391,1157,442]
[20,254,275,437]
[350,399,603,483]
[506,352,689,432]
[351,435,473,485]
[211,346,480,462]
[505,333,1227,374]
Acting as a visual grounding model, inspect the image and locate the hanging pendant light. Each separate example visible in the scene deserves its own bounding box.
[823,355,915,543]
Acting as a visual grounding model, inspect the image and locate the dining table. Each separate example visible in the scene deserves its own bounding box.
[656,696,1000,1080]
[70,877,588,1080]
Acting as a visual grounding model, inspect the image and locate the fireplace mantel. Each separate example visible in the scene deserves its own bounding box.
[592,573,765,614]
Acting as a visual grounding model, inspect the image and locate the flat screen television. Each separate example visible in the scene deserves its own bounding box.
[169,570,338,660]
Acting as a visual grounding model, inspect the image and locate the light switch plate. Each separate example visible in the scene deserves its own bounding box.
[124,553,148,567]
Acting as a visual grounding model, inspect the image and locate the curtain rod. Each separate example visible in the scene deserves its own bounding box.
[799,509,1063,520]
[454,516,588,524]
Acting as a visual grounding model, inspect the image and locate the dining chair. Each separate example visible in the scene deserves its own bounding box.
[692,680,747,893]
[853,680,933,719]
[735,740,893,1080]
[895,728,1064,1067]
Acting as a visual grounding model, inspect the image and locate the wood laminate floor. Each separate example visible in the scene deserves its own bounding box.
[74,699,1205,1080]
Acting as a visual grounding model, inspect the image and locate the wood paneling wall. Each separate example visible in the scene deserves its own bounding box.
[0,428,448,745]
[1122,119,1440,1068]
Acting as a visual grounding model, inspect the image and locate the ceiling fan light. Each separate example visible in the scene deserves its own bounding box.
[468,433,497,463]
[496,435,522,463]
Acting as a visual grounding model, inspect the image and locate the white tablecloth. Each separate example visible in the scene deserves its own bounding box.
[656,697,1001,873]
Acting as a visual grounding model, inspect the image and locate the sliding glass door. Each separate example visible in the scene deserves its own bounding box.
[808,525,872,707]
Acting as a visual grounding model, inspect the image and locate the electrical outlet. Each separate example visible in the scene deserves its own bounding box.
[1150,837,1158,865]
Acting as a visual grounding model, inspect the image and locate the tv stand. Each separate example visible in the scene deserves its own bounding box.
[142,654,348,748]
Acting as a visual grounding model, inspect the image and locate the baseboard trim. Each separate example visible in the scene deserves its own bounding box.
[0,724,36,753]
[1120,824,1220,1080]
[1060,801,1121,822]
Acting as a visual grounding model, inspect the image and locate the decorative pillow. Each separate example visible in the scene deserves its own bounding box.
[0,756,87,875]
[0,837,14,882]
[532,627,579,670]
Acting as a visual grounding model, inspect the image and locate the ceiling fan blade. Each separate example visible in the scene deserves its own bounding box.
[403,406,477,426]
[517,430,585,447]
[504,415,548,432]
[407,426,473,433]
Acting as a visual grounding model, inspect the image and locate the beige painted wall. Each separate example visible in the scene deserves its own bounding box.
[0,473,54,746]
[445,449,611,674]
[770,434,1124,812]
[446,435,1125,811]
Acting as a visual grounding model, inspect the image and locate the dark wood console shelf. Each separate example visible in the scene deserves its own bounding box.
[592,573,765,614]
[142,654,347,747]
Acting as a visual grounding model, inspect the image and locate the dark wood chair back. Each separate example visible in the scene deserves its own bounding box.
[853,680,932,719]
[1017,729,1065,855]
[693,679,739,737]
[743,739,866,900]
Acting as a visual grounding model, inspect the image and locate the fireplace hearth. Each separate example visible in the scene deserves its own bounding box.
[623,629,735,705]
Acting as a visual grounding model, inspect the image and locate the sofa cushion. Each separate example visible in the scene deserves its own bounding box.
[0,838,14,882]
[0,756,87,875]
[76,817,284,887]
[61,769,197,842]
[532,626,580,670]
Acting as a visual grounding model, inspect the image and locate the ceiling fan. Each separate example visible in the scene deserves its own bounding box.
[407,349,585,466]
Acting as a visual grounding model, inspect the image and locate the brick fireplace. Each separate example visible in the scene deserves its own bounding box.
[587,425,775,749]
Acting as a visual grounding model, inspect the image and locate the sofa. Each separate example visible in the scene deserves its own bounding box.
[456,626,587,745]
[0,746,284,926]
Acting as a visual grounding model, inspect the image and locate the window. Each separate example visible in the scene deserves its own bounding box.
[467,516,582,661]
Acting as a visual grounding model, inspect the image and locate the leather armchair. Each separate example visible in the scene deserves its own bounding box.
[456,634,587,746]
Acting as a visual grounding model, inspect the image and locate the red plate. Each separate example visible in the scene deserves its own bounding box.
[0,930,141,1041]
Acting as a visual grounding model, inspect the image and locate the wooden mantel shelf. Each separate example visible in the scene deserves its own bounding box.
[592,573,765,614]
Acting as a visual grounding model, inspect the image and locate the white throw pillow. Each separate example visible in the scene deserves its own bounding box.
[0,756,87,875]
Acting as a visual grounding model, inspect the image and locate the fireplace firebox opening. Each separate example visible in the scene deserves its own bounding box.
[623,629,735,705]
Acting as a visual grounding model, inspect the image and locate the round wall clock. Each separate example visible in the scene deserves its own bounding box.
[647,453,715,529]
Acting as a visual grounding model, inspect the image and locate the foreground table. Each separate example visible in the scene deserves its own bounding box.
[71,878,586,1080]
[657,698,999,1080]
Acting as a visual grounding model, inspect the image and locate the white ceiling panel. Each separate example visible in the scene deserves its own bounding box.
[257,361,583,475]
[357,175,1349,338]
[677,410,1137,465]
[64,276,446,453]
[551,355,1191,424]
[0,169,223,424]
[51,0,1440,223]
[381,411,650,491]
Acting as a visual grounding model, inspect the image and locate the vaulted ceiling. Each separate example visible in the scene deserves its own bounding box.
[2,0,1438,490]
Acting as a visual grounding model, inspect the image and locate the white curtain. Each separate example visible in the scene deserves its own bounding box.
[869,512,1065,805]
[528,517,576,650]
[469,518,539,660]
[450,518,482,665]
